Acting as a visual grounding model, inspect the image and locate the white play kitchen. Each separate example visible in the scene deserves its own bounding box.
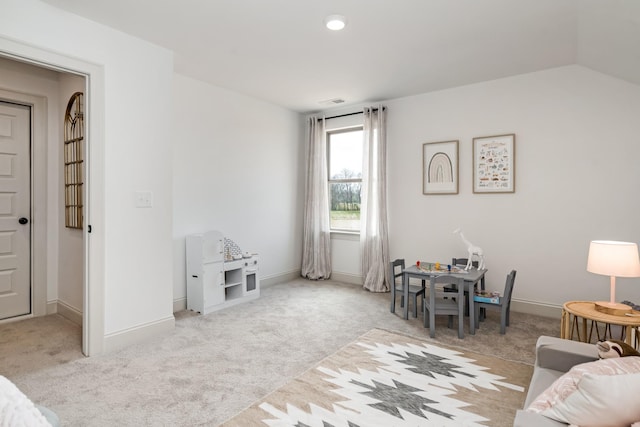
[185,230,260,315]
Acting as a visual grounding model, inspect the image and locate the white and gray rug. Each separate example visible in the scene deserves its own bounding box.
[222,328,533,426]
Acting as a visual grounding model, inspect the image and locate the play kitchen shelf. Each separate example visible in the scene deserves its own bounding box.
[186,231,260,315]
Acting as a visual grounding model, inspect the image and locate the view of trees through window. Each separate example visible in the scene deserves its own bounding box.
[328,127,363,231]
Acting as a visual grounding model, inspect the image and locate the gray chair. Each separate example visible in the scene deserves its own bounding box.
[443,257,480,314]
[424,275,465,338]
[389,259,425,318]
[474,270,517,334]
[452,257,479,269]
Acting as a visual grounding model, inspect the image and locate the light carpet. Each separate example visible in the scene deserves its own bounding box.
[1,279,557,426]
[222,328,533,427]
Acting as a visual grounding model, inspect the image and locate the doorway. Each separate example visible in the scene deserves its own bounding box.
[1,33,107,357]
[0,55,88,353]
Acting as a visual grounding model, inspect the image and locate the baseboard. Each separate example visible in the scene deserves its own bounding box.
[260,269,301,288]
[175,272,562,319]
[0,313,33,325]
[173,297,187,313]
[511,299,562,319]
[45,300,83,326]
[56,300,83,326]
[174,281,561,320]
[104,315,175,353]
[330,271,363,285]
[46,301,57,315]
[173,270,302,313]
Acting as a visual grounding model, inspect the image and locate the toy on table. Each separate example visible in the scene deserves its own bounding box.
[416,261,465,274]
[453,228,486,270]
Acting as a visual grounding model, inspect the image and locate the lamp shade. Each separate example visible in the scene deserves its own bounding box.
[587,240,640,277]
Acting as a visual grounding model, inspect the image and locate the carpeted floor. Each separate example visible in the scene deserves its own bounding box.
[0,278,560,426]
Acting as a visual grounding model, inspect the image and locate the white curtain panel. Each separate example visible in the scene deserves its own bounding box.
[361,106,390,292]
[301,117,332,280]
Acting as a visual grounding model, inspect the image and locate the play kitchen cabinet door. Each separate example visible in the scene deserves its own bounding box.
[243,257,259,295]
[186,262,224,314]
[186,231,225,314]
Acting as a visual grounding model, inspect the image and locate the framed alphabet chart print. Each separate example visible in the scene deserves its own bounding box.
[473,134,515,193]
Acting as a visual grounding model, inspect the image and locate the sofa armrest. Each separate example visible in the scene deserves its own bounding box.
[535,336,598,373]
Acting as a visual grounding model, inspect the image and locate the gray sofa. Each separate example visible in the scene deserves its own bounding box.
[513,335,598,427]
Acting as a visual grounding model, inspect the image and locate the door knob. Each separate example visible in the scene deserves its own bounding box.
[18,217,28,225]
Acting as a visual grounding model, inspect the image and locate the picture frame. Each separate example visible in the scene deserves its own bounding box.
[423,140,458,195]
[473,133,515,193]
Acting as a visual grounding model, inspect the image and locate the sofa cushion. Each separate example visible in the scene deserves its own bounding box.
[514,409,567,427]
[527,356,640,426]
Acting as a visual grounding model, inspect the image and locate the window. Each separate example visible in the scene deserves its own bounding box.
[64,92,84,229]
[327,127,363,231]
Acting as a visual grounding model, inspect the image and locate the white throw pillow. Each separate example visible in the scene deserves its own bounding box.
[0,375,52,426]
[527,356,640,427]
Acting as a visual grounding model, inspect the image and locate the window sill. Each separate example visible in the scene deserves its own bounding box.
[330,230,360,241]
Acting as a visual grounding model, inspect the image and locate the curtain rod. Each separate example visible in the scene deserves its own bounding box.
[319,106,385,121]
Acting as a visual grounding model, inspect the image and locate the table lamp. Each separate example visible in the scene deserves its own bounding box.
[586,240,640,315]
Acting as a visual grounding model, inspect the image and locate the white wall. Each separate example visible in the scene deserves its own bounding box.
[329,65,640,310]
[0,0,175,350]
[3,1,637,347]
[172,74,304,305]
[58,73,85,313]
[381,65,640,308]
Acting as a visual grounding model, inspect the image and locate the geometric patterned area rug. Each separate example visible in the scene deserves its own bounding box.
[221,328,533,427]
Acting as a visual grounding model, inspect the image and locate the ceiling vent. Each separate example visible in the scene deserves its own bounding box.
[319,98,345,106]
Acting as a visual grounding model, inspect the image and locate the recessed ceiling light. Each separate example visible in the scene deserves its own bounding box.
[324,15,347,31]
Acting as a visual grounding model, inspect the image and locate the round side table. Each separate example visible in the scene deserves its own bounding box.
[561,301,640,349]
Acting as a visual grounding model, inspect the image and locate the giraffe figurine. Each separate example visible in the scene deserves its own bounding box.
[453,228,485,270]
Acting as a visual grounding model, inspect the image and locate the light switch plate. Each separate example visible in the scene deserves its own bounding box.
[135,191,153,208]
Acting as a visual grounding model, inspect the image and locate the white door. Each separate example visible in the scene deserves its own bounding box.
[0,102,31,320]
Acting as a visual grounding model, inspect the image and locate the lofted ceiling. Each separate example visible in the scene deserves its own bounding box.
[40,0,640,113]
